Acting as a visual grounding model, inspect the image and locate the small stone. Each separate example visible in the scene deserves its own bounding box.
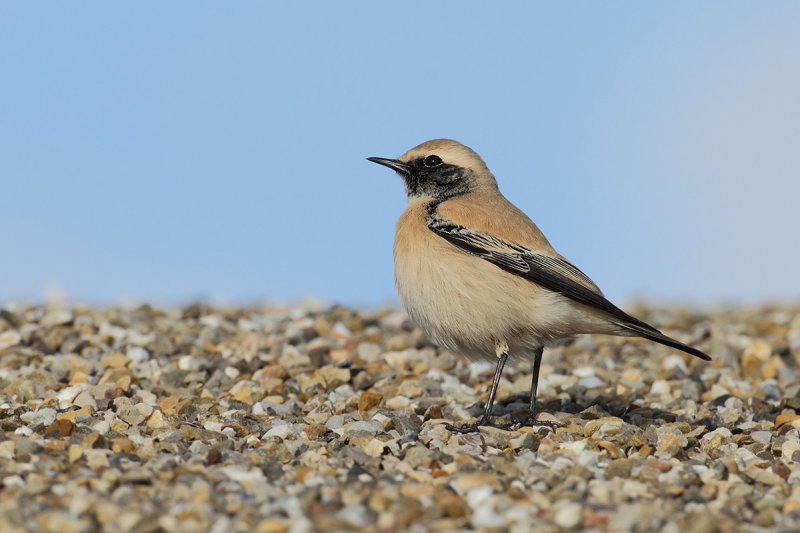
[345,420,382,436]
[650,380,671,397]
[43,440,67,452]
[43,309,73,327]
[352,436,386,458]
[775,413,800,429]
[479,426,514,449]
[597,441,626,459]
[20,408,57,427]
[56,385,83,407]
[585,417,625,437]
[135,403,154,417]
[356,342,382,362]
[325,415,345,432]
[472,505,505,529]
[178,355,199,371]
[45,419,76,437]
[662,355,687,372]
[147,410,169,430]
[318,366,351,389]
[73,390,97,409]
[57,405,91,422]
[118,405,147,426]
[741,340,771,377]
[452,471,501,494]
[112,438,135,454]
[781,440,800,459]
[0,440,17,459]
[579,376,607,389]
[224,366,240,379]
[700,428,732,451]
[231,382,254,405]
[68,445,83,462]
[358,390,383,411]
[751,431,771,445]
[0,330,21,350]
[15,438,44,458]
[126,346,150,363]
[385,396,412,410]
[509,432,536,450]
[256,518,288,533]
[657,430,687,456]
[263,423,299,440]
[109,419,128,433]
[744,464,785,486]
[554,501,582,529]
[607,458,632,478]
[81,432,107,450]
[101,352,131,368]
[85,449,109,470]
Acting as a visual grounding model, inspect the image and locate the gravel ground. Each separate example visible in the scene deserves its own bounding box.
[1,302,800,532]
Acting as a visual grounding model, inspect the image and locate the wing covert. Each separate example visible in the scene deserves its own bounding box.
[425,210,662,336]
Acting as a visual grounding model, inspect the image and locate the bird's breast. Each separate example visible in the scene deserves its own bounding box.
[393,203,560,361]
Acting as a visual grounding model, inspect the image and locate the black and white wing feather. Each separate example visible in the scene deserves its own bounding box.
[426,212,711,361]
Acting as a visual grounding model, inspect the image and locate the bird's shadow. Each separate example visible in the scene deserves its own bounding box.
[478,392,722,432]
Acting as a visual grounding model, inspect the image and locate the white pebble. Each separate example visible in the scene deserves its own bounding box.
[662,355,687,372]
[579,376,606,389]
[263,424,298,440]
[178,355,197,371]
[126,346,150,363]
[650,380,671,397]
[356,342,382,362]
[472,506,505,529]
[20,408,56,427]
[385,396,411,409]
[0,330,21,350]
[554,501,582,528]
[92,420,111,435]
[751,431,772,445]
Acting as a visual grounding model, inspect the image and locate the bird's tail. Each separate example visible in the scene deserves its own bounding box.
[615,320,712,361]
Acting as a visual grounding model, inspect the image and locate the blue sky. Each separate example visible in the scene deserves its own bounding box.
[2,3,798,307]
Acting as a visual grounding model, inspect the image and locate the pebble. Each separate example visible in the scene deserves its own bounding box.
[579,376,607,389]
[554,501,583,528]
[356,342,382,362]
[0,303,797,531]
[345,420,382,436]
[0,330,21,350]
[20,408,57,426]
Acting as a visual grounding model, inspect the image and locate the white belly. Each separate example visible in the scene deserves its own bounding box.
[394,237,609,362]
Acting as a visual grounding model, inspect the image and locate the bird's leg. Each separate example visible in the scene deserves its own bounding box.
[528,346,543,419]
[521,346,559,428]
[446,341,509,433]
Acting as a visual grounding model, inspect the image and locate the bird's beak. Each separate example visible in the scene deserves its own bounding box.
[367,157,409,175]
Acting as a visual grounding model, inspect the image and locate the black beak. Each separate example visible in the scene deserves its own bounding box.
[367,157,409,175]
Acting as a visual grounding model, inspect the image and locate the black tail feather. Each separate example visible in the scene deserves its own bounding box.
[617,321,712,361]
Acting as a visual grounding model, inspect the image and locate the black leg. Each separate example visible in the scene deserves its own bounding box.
[446,347,509,433]
[527,346,543,421]
[476,351,508,426]
[522,346,559,428]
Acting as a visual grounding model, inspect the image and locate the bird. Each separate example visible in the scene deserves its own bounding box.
[367,139,711,432]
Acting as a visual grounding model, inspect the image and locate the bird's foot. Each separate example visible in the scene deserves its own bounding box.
[512,414,561,431]
[444,416,515,433]
[444,422,480,434]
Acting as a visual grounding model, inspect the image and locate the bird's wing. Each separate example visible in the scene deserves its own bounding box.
[425,209,712,361]
[426,210,623,315]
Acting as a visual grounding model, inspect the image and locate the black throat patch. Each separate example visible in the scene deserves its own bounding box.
[402,159,473,200]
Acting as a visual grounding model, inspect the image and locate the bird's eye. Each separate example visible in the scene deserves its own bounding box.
[423,155,443,168]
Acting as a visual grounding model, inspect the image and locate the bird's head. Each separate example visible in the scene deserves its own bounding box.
[368,139,498,201]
